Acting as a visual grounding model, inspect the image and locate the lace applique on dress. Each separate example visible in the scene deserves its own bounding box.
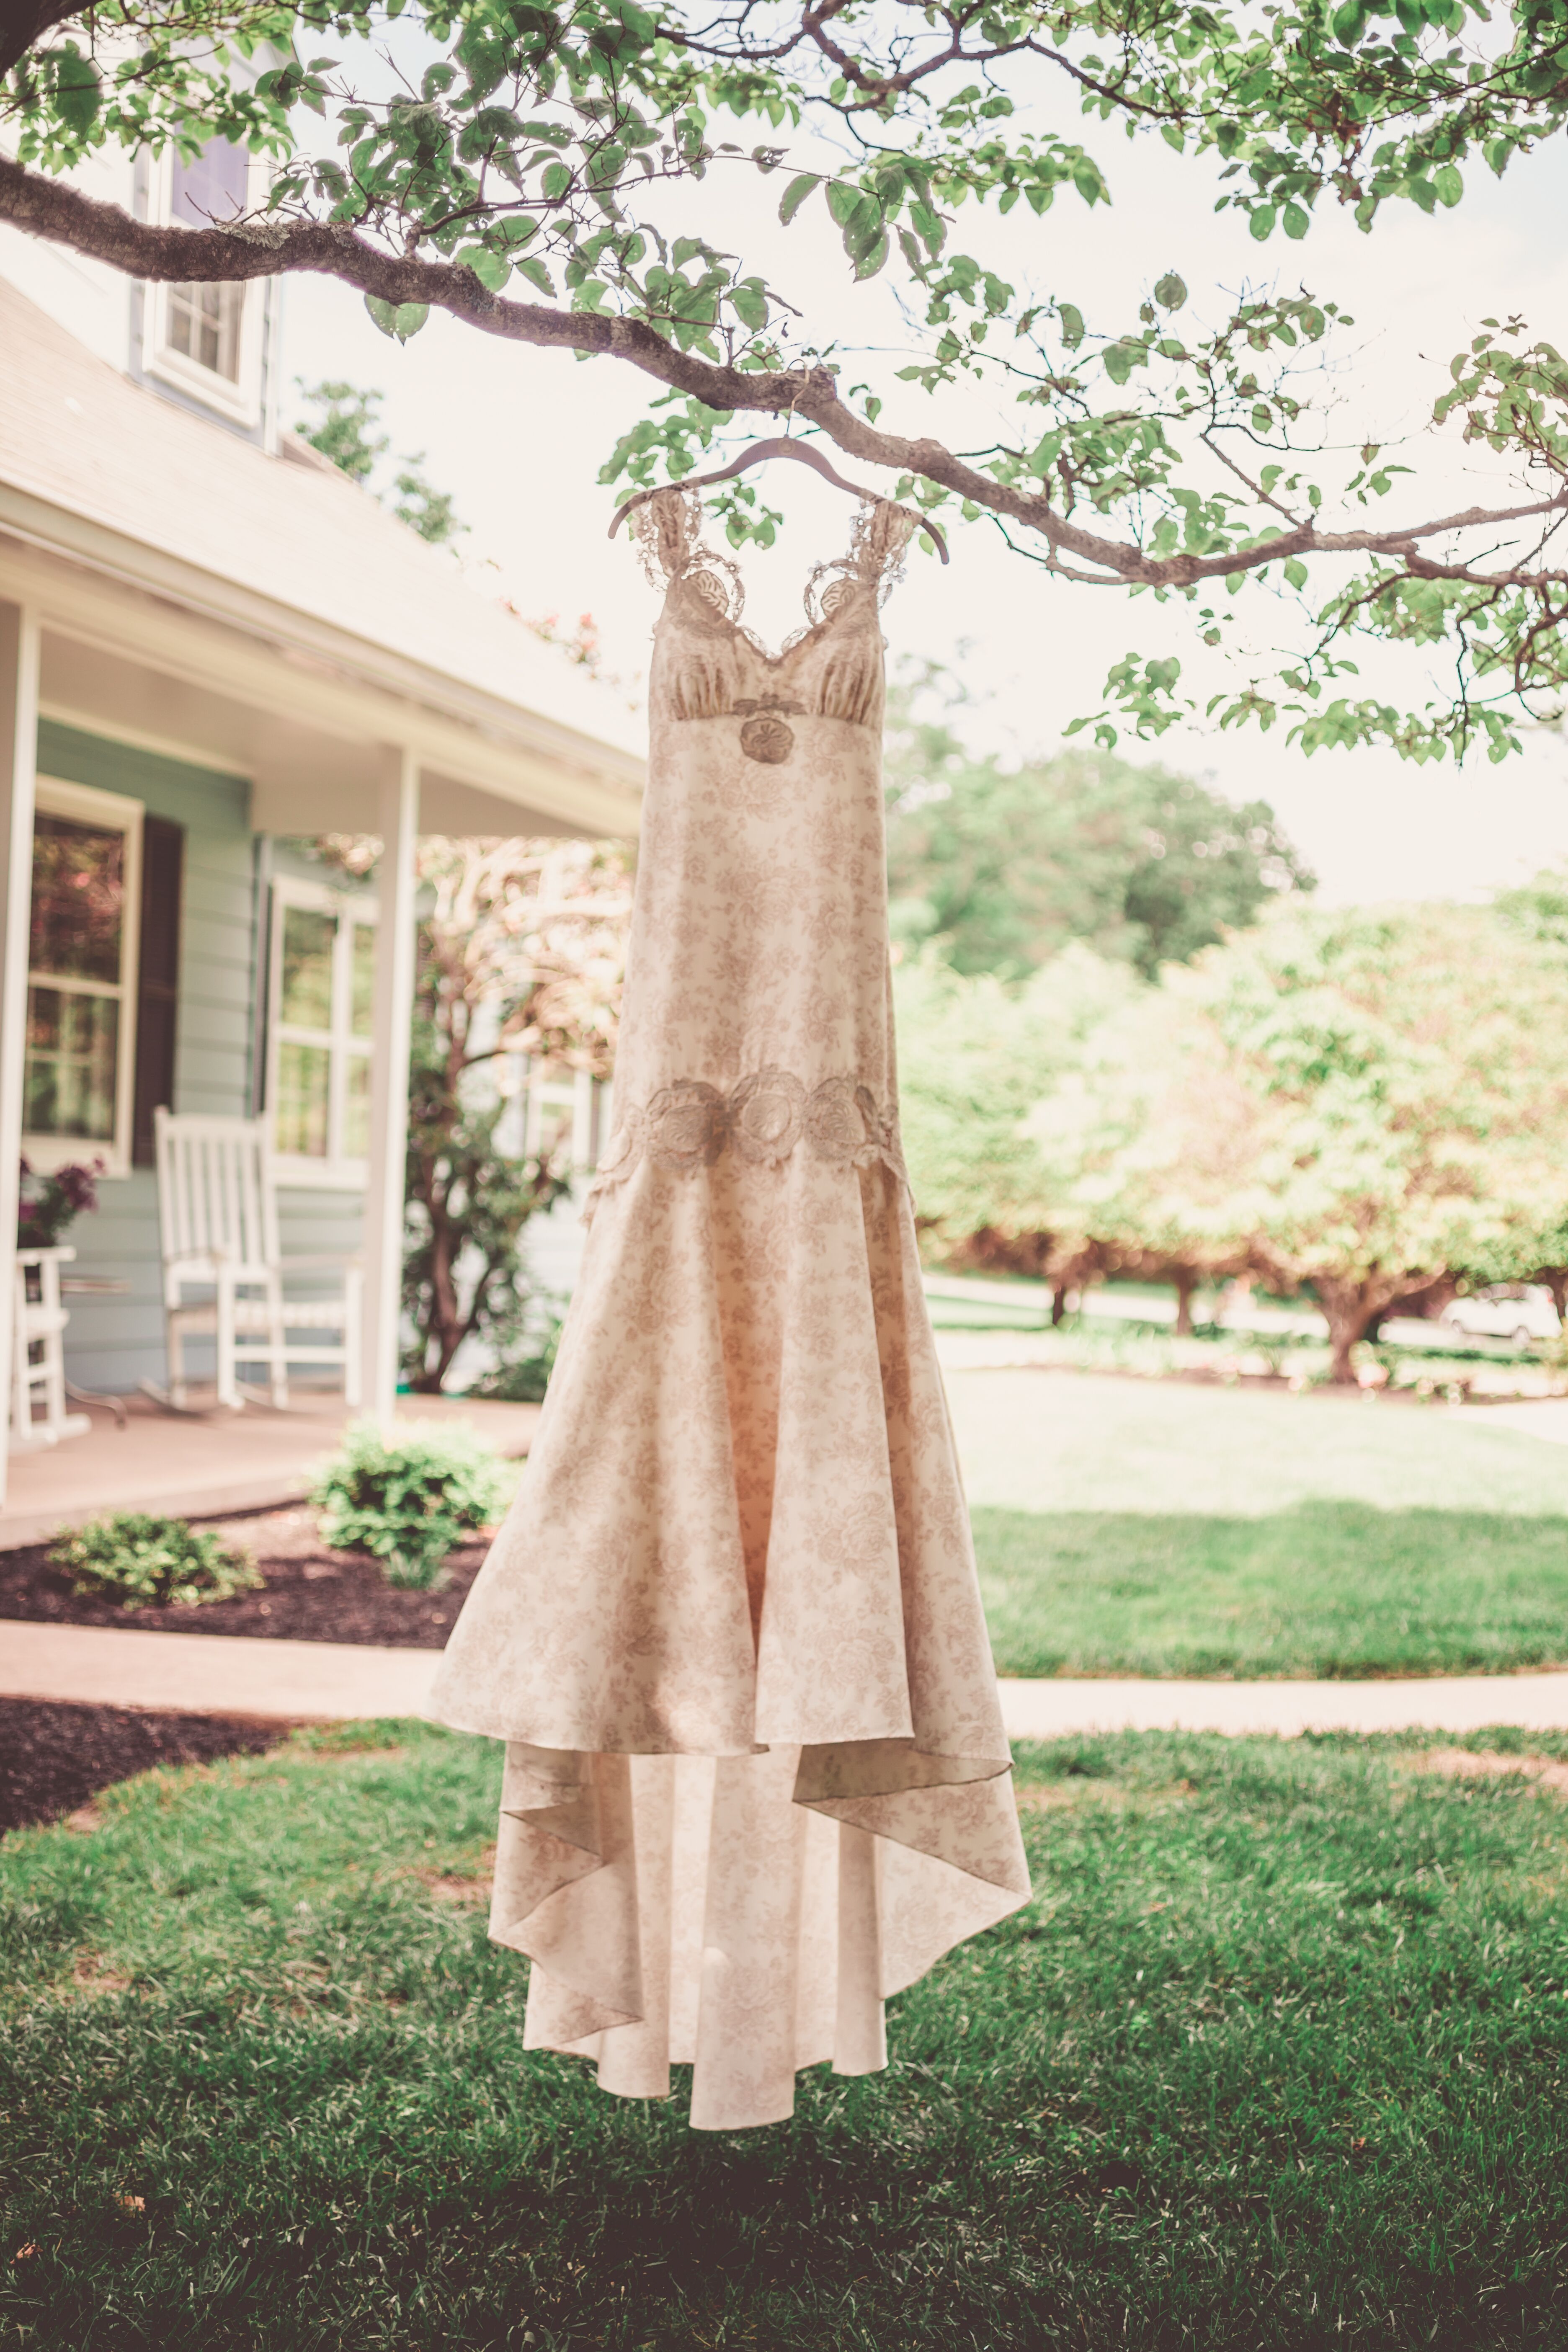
[584,1068,910,1219]
[804,498,918,626]
[629,487,744,631]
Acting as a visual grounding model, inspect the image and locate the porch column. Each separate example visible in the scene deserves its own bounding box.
[0,604,41,1507]
[362,748,420,1425]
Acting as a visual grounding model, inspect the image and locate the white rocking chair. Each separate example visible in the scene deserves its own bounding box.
[147,1108,364,1412]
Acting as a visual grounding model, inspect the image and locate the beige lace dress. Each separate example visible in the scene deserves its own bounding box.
[427,489,1031,2130]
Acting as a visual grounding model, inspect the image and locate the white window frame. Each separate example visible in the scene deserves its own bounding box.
[267,879,378,1189]
[22,777,143,1180]
[142,142,263,427]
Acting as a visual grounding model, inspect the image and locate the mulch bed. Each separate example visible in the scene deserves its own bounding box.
[0,1697,285,1835]
[0,1503,485,1649]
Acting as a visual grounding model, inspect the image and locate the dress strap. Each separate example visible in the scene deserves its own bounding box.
[627,485,703,587]
[850,499,920,594]
[803,498,918,626]
[627,486,745,623]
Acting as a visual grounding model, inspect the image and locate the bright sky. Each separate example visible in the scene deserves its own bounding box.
[279,84,1568,905]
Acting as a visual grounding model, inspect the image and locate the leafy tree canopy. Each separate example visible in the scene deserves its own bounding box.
[887,662,1315,980]
[8,0,1568,758]
[1028,898,1568,1375]
[894,940,1136,1256]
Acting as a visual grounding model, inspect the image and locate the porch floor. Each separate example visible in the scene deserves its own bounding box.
[0,1392,541,1551]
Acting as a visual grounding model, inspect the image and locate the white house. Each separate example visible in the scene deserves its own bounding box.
[0,148,642,1511]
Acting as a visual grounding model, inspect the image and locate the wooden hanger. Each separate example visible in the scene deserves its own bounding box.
[607,435,949,563]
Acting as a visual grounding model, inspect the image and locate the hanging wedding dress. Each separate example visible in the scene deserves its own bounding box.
[427,489,1031,2130]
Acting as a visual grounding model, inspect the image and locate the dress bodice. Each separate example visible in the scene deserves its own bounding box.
[636,487,916,746]
[587,490,919,1204]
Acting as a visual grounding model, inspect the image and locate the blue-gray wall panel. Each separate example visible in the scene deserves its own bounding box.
[31,722,366,1392]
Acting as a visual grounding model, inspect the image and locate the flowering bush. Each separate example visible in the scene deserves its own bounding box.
[17,1157,102,1249]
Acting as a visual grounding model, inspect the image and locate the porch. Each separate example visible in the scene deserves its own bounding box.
[0,277,640,1513]
[0,1390,541,1550]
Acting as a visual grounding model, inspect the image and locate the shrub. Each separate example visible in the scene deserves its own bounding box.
[465,1315,561,1404]
[49,1514,260,1611]
[311,1420,512,1590]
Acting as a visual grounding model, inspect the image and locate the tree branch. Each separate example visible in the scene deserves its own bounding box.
[6,152,1567,594]
[0,2,88,82]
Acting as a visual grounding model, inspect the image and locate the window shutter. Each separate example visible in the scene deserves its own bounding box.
[132,817,183,1167]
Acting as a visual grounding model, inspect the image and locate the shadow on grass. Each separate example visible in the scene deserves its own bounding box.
[974,1499,1568,1679]
[5,1724,1568,2348]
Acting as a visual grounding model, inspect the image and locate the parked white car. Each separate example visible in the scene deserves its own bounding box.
[1439,1283,1562,1346]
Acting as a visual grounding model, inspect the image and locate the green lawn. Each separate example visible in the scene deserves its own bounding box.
[947,1372,1568,1677]
[5,1720,1568,2348]
[945,1370,1568,1519]
[975,1502,1568,1678]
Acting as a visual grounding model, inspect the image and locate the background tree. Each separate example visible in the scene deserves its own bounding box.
[893,942,1135,1295]
[886,664,1314,981]
[1032,902,1568,1380]
[10,2,1568,756]
[402,836,631,1391]
[295,379,467,546]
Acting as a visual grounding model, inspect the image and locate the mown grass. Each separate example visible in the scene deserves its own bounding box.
[944,1368,1568,1520]
[974,1500,1568,1678]
[4,1720,1568,2348]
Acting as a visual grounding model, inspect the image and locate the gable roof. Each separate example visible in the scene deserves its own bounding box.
[0,273,643,800]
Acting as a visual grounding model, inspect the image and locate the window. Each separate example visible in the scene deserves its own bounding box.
[147,138,256,417]
[268,883,377,1181]
[23,781,143,1177]
[165,280,244,382]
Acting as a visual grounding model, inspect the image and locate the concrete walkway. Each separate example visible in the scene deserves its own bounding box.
[6,1618,1568,1740]
[0,1620,437,1720]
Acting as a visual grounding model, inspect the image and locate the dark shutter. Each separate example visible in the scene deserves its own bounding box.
[132,817,183,1167]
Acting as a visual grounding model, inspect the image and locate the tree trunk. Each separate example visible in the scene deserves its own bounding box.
[1173,1272,1196,1338]
[415,1208,464,1391]
[1314,1277,1403,1385]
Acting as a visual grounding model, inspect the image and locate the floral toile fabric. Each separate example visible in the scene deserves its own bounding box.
[428,487,1031,2130]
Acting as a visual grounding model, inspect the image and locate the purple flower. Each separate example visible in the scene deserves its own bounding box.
[16,1156,103,1248]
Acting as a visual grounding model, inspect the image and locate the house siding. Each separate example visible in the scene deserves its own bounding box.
[32,722,366,1394]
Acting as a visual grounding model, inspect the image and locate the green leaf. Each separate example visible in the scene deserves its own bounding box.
[50,45,101,135]
[1058,302,1086,348]
[826,182,873,233]
[458,245,510,291]
[730,279,768,330]
[1153,273,1187,312]
[778,171,820,226]
[1103,340,1134,386]
[1284,557,1309,589]
[853,231,890,281]
[1282,201,1309,239]
[364,297,430,343]
[1249,206,1277,242]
